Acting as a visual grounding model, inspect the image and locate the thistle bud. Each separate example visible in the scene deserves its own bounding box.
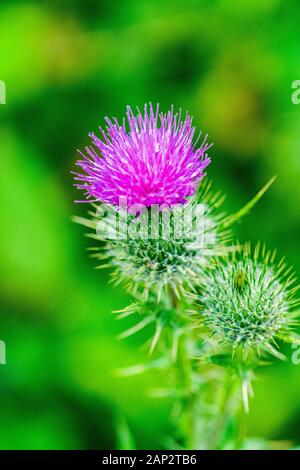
[197,245,299,355]
[111,203,224,298]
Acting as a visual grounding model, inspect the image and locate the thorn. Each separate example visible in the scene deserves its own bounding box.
[118,317,153,340]
[149,324,162,356]
[242,381,249,414]
[222,176,277,229]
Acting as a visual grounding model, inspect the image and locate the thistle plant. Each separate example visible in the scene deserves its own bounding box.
[73,103,299,450]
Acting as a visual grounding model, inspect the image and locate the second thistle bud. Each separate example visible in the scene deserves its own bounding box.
[197,245,299,355]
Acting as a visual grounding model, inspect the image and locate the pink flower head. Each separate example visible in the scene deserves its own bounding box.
[74,104,212,209]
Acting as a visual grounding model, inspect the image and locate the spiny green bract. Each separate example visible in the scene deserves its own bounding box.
[116,299,189,356]
[108,209,216,299]
[94,184,228,300]
[197,245,299,355]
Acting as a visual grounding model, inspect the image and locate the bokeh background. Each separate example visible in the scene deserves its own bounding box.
[1,0,300,449]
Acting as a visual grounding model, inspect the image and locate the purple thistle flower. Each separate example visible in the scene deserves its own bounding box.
[74,104,212,209]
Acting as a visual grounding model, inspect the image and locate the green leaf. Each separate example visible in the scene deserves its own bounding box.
[222,176,277,228]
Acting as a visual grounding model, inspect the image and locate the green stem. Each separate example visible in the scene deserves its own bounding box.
[207,370,234,449]
[168,288,197,449]
[177,333,197,449]
[236,405,247,449]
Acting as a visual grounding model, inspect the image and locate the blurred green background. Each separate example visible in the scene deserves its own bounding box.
[1,0,300,450]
